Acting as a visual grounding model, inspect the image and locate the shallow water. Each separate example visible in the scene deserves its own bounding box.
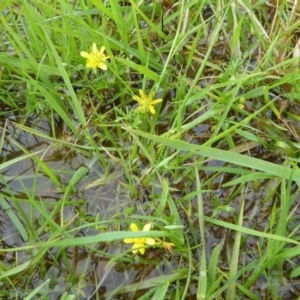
[2,1,300,297]
[2,106,300,299]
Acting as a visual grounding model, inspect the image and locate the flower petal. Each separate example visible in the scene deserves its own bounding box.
[99,63,107,70]
[139,90,146,98]
[139,247,145,255]
[133,96,144,106]
[80,51,90,58]
[145,238,156,246]
[130,223,139,232]
[143,223,151,232]
[124,238,135,244]
[92,42,98,53]
[86,62,97,69]
[99,45,106,54]
[151,99,162,104]
[132,242,144,253]
[148,106,156,115]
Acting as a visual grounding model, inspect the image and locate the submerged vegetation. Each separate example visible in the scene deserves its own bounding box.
[1,0,300,299]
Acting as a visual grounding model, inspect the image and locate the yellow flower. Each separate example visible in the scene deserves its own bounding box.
[124,223,156,255]
[155,238,175,255]
[133,90,162,114]
[80,43,109,70]
[162,241,175,255]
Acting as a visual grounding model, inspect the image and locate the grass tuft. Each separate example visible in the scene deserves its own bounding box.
[1,0,300,298]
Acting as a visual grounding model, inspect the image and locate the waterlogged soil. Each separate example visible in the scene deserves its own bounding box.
[3,50,300,300]
[2,101,300,299]
[2,3,300,299]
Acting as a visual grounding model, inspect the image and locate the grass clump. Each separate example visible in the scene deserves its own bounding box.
[1,0,300,299]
